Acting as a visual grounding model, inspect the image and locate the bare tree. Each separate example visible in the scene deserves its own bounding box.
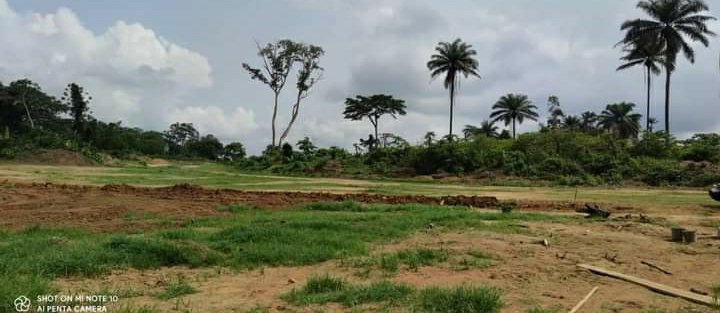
[242,40,300,146]
[278,44,324,145]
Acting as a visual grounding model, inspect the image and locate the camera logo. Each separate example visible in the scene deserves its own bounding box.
[14,296,31,312]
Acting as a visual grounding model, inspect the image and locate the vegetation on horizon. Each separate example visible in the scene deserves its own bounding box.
[0,0,718,188]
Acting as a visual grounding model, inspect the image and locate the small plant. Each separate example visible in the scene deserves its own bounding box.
[155,279,197,300]
[499,202,517,214]
[417,285,502,313]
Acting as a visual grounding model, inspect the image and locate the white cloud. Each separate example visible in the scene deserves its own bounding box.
[169,106,258,142]
[0,0,219,134]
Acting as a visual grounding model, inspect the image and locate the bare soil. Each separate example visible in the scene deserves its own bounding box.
[0,182,498,232]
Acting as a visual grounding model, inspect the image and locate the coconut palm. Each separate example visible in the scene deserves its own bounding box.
[463,120,498,138]
[490,94,539,139]
[617,40,664,130]
[427,38,481,137]
[580,111,599,133]
[598,102,642,139]
[620,0,716,134]
[562,115,582,131]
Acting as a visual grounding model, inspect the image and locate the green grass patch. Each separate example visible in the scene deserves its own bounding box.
[154,279,198,300]
[0,202,569,310]
[282,275,414,306]
[0,273,54,313]
[284,275,502,312]
[349,248,451,275]
[416,285,503,313]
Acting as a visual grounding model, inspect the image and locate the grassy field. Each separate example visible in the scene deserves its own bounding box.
[0,162,715,209]
[0,201,570,313]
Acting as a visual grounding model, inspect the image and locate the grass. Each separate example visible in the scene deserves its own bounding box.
[282,275,414,306]
[0,201,568,312]
[346,248,452,275]
[283,275,502,312]
[416,285,503,313]
[155,279,198,300]
[380,249,449,273]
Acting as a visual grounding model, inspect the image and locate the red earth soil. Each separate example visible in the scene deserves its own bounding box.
[0,182,506,232]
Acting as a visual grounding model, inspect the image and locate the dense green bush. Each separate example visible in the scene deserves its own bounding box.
[230,129,720,187]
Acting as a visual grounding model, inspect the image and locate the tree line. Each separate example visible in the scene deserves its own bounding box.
[0,80,245,161]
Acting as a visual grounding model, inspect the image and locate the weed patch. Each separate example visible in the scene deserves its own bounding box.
[416,285,503,313]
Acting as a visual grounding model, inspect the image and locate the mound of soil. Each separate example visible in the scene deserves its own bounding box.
[14,149,96,166]
[0,182,498,232]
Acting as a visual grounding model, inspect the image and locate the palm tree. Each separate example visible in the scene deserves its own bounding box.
[620,0,716,134]
[562,115,582,131]
[598,102,642,139]
[463,120,498,138]
[427,39,481,137]
[490,94,539,139]
[580,111,598,133]
[617,40,664,130]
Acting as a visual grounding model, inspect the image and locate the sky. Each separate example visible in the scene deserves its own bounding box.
[1,0,718,154]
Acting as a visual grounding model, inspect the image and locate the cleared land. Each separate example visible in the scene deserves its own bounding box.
[0,163,716,209]
[1,162,719,313]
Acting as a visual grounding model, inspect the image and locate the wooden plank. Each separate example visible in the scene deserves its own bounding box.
[568,286,599,313]
[577,264,716,306]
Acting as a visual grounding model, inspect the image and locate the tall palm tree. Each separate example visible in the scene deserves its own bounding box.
[620,0,716,134]
[580,111,599,133]
[490,94,539,139]
[617,40,664,130]
[463,120,499,138]
[427,39,481,137]
[598,102,642,139]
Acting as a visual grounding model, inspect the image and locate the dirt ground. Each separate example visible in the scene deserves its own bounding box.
[3,181,720,312]
[58,223,720,313]
[0,182,499,232]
